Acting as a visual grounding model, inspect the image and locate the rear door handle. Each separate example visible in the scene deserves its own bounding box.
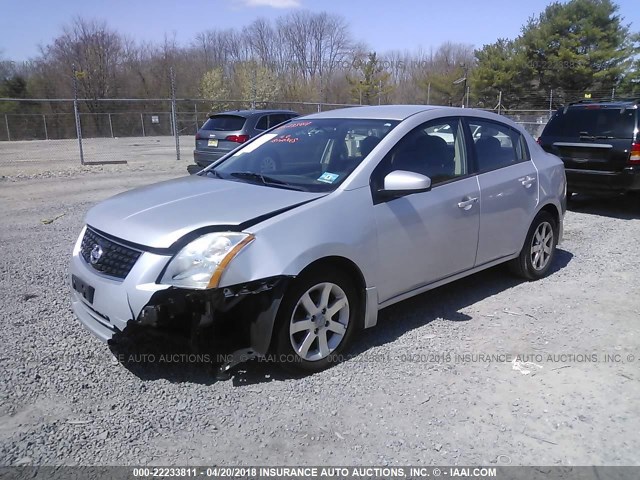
[519,175,536,188]
[457,197,478,210]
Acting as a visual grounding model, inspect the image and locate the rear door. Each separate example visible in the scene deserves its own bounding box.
[466,117,539,266]
[540,106,636,173]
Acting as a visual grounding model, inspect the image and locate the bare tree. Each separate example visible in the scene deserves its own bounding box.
[40,17,127,109]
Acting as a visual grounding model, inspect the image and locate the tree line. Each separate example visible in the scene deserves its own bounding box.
[1,0,639,116]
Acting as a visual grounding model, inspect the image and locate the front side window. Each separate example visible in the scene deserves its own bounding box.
[372,117,468,191]
[468,119,526,172]
[210,118,398,192]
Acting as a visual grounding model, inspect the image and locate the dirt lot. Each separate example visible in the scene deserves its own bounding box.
[0,144,639,467]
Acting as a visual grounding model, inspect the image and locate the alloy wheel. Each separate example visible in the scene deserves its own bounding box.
[289,282,350,362]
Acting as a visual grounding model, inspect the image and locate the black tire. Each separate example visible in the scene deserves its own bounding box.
[187,164,202,175]
[274,266,359,373]
[509,211,558,280]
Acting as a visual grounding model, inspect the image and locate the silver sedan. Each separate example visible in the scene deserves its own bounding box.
[70,105,566,373]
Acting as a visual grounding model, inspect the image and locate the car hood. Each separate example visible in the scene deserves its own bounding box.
[85,175,325,249]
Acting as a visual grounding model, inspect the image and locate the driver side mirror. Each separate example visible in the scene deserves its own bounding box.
[379,170,432,198]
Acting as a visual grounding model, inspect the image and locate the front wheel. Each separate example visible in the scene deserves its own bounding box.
[274,267,359,373]
[509,211,558,280]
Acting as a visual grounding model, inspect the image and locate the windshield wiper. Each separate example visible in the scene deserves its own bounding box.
[205,169,223,178]
[230,172,306,191]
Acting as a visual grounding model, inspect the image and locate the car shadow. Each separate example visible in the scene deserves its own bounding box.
[111,249,573,386]
[568,193,640,219]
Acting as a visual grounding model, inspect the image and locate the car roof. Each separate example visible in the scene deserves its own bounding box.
[306,105,440,120]
[303,105,525,127]
[566,99,640,109]
[210,109,298,118]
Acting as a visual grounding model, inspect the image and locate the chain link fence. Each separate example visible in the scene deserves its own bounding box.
[0,98,365,168]
[0,97,552,168]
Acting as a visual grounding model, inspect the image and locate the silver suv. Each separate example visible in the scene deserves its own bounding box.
[71,106,566,373]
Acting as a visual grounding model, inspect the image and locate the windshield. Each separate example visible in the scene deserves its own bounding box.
[208,118,398,192]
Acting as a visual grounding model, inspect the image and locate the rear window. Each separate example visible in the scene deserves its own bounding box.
[202,115,246,131]
[543,107,636,139]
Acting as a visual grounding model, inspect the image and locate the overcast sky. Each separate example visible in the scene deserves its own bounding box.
[2,0,640,62]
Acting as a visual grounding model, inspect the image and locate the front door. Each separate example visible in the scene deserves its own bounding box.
[371,117,480,303]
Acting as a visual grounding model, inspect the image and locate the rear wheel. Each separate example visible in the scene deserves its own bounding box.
[509,211,558,280]
[274,267,358,373]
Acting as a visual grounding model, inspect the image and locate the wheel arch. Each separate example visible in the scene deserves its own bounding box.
[537,202,561,228]
[295,256,368,329]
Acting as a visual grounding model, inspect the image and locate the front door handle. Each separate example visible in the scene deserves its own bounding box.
[457,197,478,210]
[519,175,536,188]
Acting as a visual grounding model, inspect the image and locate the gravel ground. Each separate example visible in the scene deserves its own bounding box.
[0,157,639,467]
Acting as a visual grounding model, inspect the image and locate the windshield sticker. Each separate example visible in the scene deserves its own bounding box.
[317,172,339,184]
[278,121,313,129]
[271,134,299,144]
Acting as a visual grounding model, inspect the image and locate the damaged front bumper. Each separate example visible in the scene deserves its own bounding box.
[131,275,291,356]
[70,227,291,357]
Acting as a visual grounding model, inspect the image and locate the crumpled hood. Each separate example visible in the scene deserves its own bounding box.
[85,175,324,249]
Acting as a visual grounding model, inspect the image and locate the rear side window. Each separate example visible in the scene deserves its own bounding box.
[543,107,636,139]
[202,115,246,131]
[255,114,294,131]
[468,119,528,172]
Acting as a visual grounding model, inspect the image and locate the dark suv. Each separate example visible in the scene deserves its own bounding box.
[189,109,298,173]
[538,99,640,196]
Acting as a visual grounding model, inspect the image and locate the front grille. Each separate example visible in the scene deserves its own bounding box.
[80,227,142,279]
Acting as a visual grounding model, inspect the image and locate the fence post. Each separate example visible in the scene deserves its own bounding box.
[427,83,431,105]
[4,114,10,141]
[72,64,85,165]
[611,87,616,100]
[549,89,553,115]
[108,113,114,138]
[42,114,48,140]
[170,67,180,161]
[140,113,145,137]
[498,91,502,115]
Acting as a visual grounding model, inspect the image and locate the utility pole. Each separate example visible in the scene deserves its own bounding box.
[72,63,85,165]
[453,64,468,108]
[170,67,180,161]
